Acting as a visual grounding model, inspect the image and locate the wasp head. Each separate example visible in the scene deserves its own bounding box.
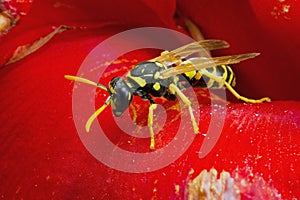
[108,76,133,116]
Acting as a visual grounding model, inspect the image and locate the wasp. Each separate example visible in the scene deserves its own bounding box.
[65,40,270,149]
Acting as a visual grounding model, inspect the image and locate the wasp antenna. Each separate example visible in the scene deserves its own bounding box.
[85,96,111,132]
[64,75,108,91]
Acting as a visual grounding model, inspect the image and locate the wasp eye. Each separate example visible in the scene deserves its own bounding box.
[110,77,120,87]
[108,76,122,94]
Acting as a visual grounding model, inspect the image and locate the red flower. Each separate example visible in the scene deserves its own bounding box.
[0,0,299,199]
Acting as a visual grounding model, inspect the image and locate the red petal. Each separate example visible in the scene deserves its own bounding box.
[177,0,300,100]
[0,1,299,199]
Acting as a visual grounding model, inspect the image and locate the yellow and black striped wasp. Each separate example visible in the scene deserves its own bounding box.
[65,40,270,149]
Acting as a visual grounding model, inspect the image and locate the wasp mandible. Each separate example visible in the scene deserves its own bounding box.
[65,40,270,149]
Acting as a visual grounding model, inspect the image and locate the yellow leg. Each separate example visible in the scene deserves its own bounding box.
[224,82,271,103]
[129,104,137,123]
[148,104,157,149]
[169,84,199,133]
[200,70,271,103]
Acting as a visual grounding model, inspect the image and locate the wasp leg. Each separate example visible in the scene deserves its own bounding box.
[137,91,158,149]
[169,84,199,133]
[223,82,271,103]
[148,103,158,149]
[129,104,137,123]
[200,70,271,103]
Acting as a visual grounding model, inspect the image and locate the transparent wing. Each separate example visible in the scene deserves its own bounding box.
[157,53,260,79]
[152,40,229,64]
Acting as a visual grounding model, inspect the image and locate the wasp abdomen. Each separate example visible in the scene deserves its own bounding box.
[182,65,236,89]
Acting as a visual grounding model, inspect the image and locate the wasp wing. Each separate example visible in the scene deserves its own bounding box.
[152,40,229,64]
[157,53,260,79]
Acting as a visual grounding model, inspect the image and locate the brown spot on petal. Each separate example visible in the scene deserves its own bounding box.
[0,11,16,34]
[3,25,74,66]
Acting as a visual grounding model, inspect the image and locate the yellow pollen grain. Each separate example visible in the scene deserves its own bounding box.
[175,184,180,195]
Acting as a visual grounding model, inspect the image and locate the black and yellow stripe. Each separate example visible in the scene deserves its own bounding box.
[183,65,236,89]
